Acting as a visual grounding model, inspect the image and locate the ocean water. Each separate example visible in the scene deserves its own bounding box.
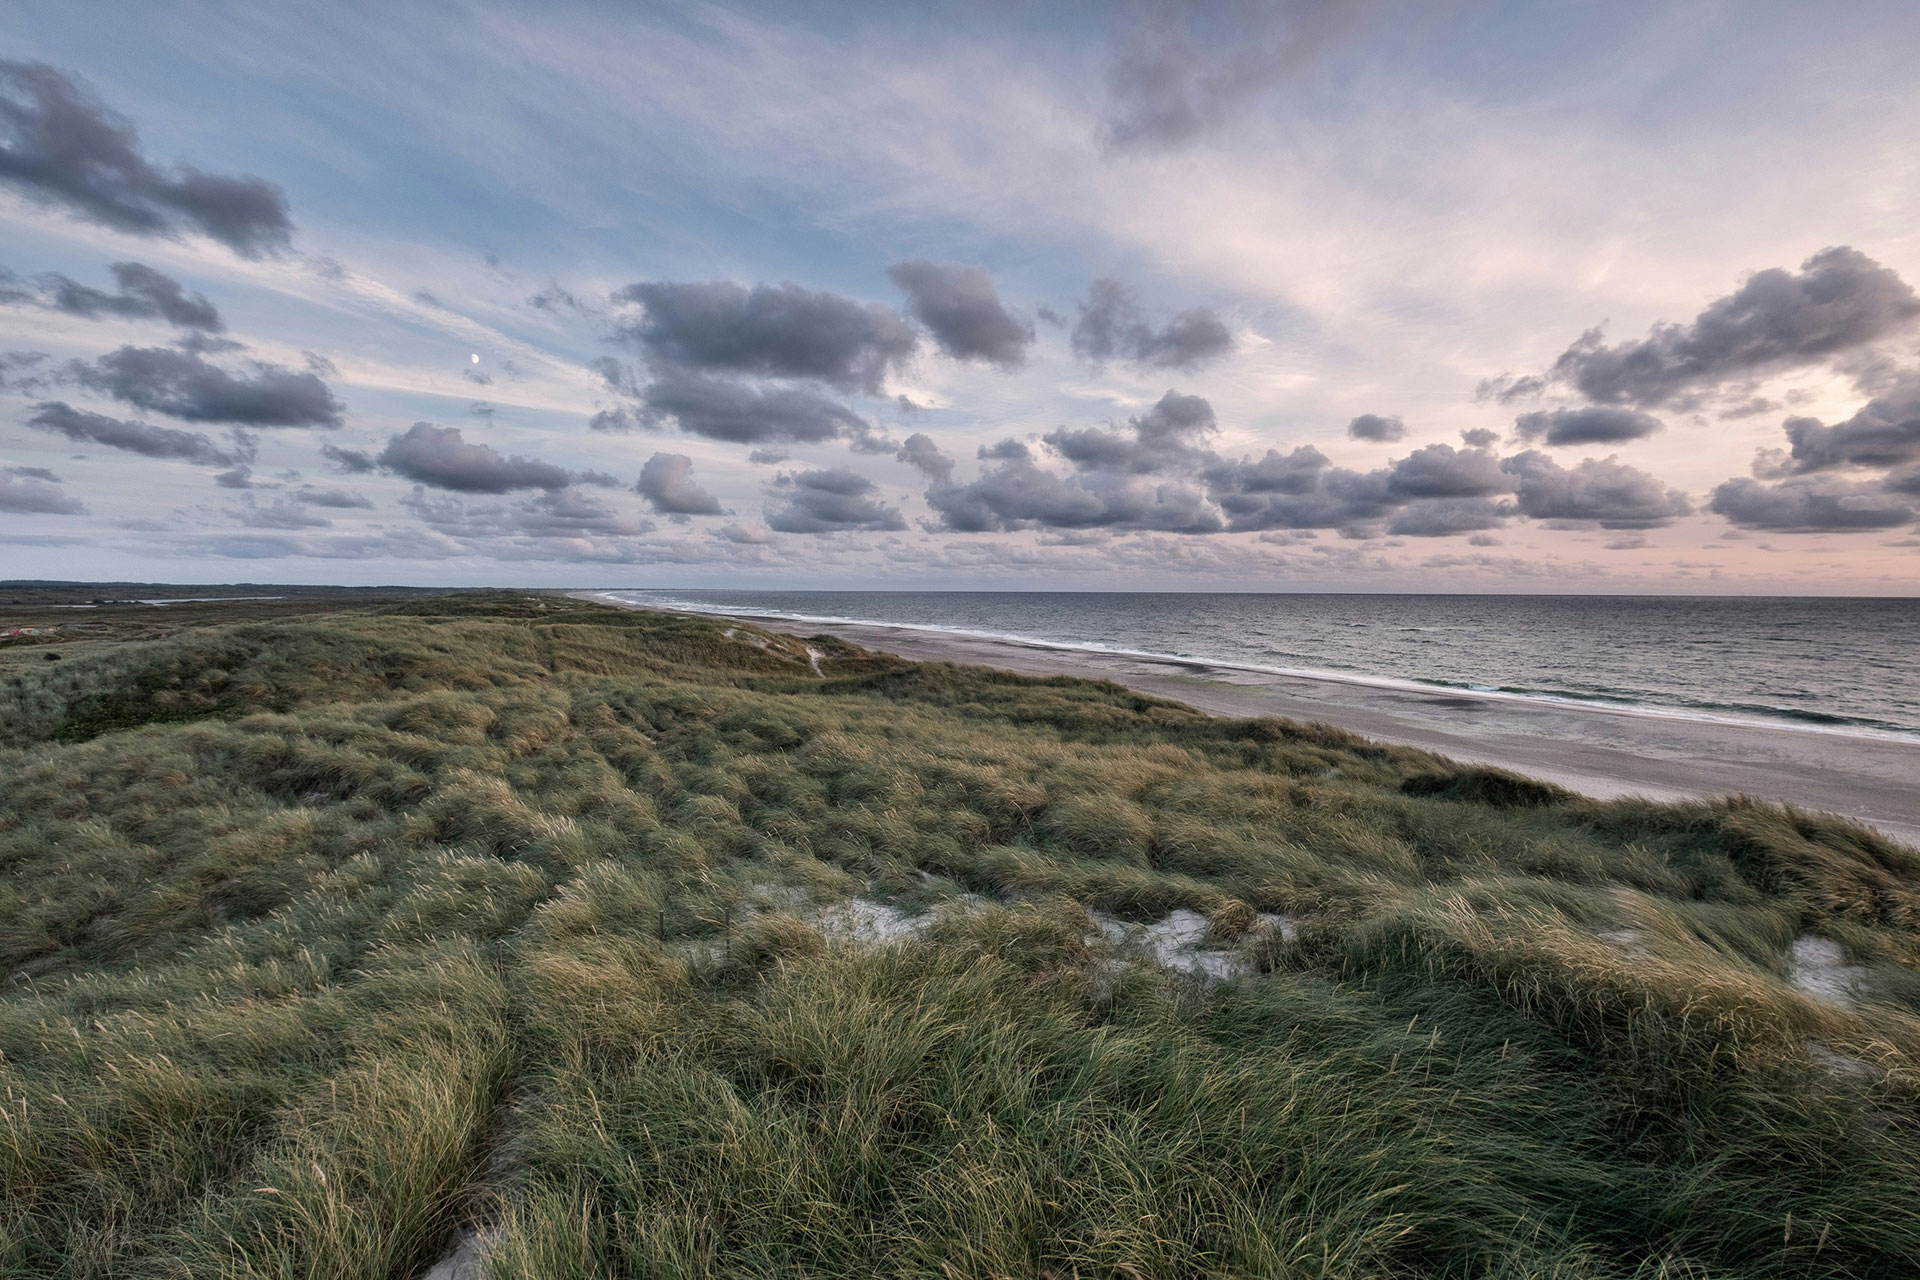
[600,590,1920,738]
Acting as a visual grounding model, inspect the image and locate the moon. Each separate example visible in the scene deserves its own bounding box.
[470,353,480,363]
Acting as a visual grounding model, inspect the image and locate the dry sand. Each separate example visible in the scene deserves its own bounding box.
[588,598,1920,847]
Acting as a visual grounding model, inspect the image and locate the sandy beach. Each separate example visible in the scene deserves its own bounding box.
[589,597,1920,847]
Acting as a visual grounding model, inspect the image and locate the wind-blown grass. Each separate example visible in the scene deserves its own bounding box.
[0,592,1915,1278]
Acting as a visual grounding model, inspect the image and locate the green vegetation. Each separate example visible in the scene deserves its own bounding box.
[0,592,1916,1278]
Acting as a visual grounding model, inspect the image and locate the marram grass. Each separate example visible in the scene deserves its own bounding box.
[0,592,1915,1278]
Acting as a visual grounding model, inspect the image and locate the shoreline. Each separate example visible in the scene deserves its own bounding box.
[582,593,1920,847]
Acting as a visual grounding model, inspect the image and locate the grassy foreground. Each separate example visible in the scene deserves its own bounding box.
[0,593,1917,1279]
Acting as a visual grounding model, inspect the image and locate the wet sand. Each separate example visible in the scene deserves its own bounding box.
[587,597,1920,847]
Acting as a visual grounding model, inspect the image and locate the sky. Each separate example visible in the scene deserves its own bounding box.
[2,1,1919,593]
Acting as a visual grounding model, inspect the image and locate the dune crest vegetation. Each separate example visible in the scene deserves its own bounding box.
[0,593,1916,1278]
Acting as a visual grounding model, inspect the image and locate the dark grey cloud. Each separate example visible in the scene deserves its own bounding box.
[926,441,1222,534]
[1502,451,1693,529]
[1070,279,1234,370]
[888,259,1033,368]
[896,432,954,480]
[1207,455,1395,533]
[0,470,84,515]
[766,468,907,533]
[1513,406,1663,446]
[377,422,573,493]
[1710,476,1913,532]
[25,399,244,465]
[747,448,788,466]
[1044,389,1216,473]
[4,464,59,482]
[1346,413,1405,442]
[33,261,222,330]
[214,466,253,489]
[318,442,377,473]
[1541,248,1920,407]
[0,62,292,255]
[71,345,342,427]
[1099,0,1377,153]
[1766,373,1920,474]
[1460,427,1499,448]
[631,369,873,445]
[1387,498,1509,538]
[636,452,724,517]
[615,280,916,393]
[0,350,51,393]
[1384,443,1512,498]
[296,486,373,509]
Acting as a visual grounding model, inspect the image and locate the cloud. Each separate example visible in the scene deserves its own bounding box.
[896,431,954,480]
[1207,453,1395,533]
[1460,427,1499,448]
[927,440,1222,534]
[1501,451,1693,528]
[1346,413,1405,442]
[1099,0,1377,153]
[1540,247,1920,407]
[614,279,916,393]
[1710,475,1913,532]
[887,259,1034,367]
[71,345,343,427]
[377,422,574,493]
[0,61,292,255]
[5,464,58,482]
[1767,372,1920,473]
[636,452,724,517]
[1069,279,1234,370]
[1043,389,1216,473]
[32,261,223,330]
[404,486,652,540]
[1513,406,1663,446]
[766,468,907,533]
[1387,498,1509,538]
[0,470,84,515]
[717,522,776,545]
[295,486,373,509]
[235,496,331,529]
[24,399,244,465]
[214,466,253,488]
[1383,443,1511,498]
[318,442,377,473]
[629,369,873,444]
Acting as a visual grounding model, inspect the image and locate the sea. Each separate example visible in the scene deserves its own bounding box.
[599,590,1920,740]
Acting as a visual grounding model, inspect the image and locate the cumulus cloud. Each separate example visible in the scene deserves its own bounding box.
[1387,498,1510,538]
[887,260,1033,367]
[636,452,724,517]
[896,431,954,480]
[927,440,1222,534]
[1501,451,1693,528]
[614,280,916,393]
[1513,406,1663,446]
[1044,389,1217,473]
[377,422,574,493]
[1346,413,1405,442]
[1539,248,1920,407]
[1709,475,1913,532]
[25,399,245,465]
[1383,443,1511,498]
[71,345,342,427]
[295,486,373,509]
[0,61,292,255]
[1,259,224,331]
[717,522,776,545]
[1460,427,1499,448]
[318,442,377,473]
[1069,279,1233,370]
[0,470,84,515]
[1206,453,1395,533]
[1766,372,1920,474]
[766,468,907,533]
[629,369,873,444]
[1099,0,1377,153]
